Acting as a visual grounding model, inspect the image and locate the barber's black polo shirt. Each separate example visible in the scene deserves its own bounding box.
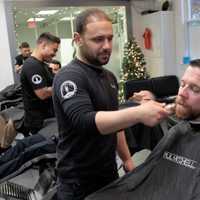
[53,58,119,183]
[20,56,54,129]
[15,54,28,66]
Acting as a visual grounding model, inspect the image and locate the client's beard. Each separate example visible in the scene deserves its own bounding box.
[175,102,196,120]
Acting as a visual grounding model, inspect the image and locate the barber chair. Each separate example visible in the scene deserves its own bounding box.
[121,75,180,155]
[124,75,179,103]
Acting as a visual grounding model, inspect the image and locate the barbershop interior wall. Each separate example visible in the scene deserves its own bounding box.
[0,0,194,90]
[131,0,176,77]
[189,26,200,59]
[0,1,14,90]
[130,0,188,79]
[173,0,188,78]
[130,0,155,48]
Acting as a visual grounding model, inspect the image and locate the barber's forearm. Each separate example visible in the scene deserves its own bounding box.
[95,106,141,135]
[44,87,52,99]
[15,65,22,73]
[117,130,132,162]
[47,86,52,94]
[35,86,53,100]
[95,100,169,135]
[117,130,135,171]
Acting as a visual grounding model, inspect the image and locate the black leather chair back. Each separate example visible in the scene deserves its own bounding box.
[124,75,179,102]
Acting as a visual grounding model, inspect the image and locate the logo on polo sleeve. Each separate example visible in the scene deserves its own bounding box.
[60,80,77,99]
[32,74,42,85]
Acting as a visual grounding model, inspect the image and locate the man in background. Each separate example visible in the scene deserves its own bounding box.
[21,32,60,135]
[48,59,61,77]
[15,42,31,74]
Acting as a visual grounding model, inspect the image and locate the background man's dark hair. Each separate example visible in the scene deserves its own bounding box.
[75,8,111,34]
[50,59,61,69]
[37,32,60,44]
[19,42,30,49]
[190,59,200,69]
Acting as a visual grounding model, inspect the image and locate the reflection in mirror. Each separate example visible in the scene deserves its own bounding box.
[12,6,127,79]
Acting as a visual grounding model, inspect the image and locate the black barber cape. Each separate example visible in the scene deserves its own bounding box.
[86,119,200,200]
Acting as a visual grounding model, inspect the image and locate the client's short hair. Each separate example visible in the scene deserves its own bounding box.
[190,59,200,69]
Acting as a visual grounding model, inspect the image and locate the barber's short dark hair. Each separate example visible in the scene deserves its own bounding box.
[19,42,30,49]
[75,8,111,34]
[37,32,60,44]
[50,59,61,68]
[190,59,200,69]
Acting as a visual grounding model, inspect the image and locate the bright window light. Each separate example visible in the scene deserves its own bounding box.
[27,18,45,22]
[36,10,58,15]
[60,17,74,21]
[74,11,81,15]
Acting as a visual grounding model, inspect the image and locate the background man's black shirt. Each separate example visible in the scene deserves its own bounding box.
[20,56,54,129]
[15,54,28,66]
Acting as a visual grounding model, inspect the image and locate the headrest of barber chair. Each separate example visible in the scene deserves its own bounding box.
[124,75,179,101]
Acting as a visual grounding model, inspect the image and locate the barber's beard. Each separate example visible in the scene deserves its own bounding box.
[86,55,103,66]
[44,56,53,63]
[81,48,111,66]
[97,50,111,65]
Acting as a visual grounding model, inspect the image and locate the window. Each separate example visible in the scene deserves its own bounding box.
[187,0,200,59]
[188,0,200,20]
[12,6,127,80]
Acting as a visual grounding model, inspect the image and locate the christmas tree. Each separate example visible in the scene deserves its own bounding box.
[119,38,149,102]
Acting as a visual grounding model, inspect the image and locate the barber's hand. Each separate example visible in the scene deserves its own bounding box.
[137,100,169,127]
[165,103,176,115]
[130,90,155,104]
[123,158,135,173]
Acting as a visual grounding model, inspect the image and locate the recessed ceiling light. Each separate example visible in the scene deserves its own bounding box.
[27,18,45,22]
[60,17,74,21]
[74,11,81,15]
[36,10,58,15]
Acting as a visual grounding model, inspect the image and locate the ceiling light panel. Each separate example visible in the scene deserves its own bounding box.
[27,18,45,22]
[36,10,58,15]
[60,17,74,21]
